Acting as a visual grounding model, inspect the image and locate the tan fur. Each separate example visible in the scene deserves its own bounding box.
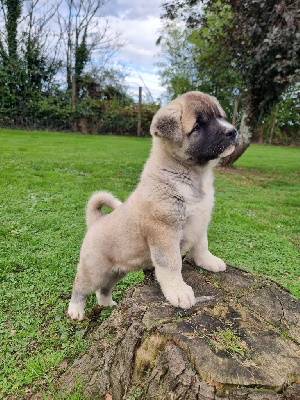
[67,91,238,320]
[85,191,122,229]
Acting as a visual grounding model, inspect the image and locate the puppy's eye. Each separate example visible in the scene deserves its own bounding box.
[192,122,202,132]
[189,121,205,136]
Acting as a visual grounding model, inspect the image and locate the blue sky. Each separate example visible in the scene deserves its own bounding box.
[101,0,165,101]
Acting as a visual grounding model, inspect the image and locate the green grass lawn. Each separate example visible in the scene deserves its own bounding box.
[0,129,299,398]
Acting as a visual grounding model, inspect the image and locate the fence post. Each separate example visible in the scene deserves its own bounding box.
[137,87,142,137]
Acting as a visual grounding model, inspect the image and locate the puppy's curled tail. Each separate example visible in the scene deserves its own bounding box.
[86,191,122,229]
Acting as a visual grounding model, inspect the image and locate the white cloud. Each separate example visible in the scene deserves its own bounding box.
[107,15,161,67]
[104,0,163,20]
[101,0,166,101]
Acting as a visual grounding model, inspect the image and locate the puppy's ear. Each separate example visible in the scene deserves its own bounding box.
[150,104,182,143]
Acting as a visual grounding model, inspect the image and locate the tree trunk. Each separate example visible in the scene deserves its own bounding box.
[59,262,300,399]
[222,111,252,167]
[72,74,77,132]
[231,99,239,125]
[137,86,142,137]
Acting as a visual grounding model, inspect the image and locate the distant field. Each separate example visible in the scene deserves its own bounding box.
[0,129,299,398]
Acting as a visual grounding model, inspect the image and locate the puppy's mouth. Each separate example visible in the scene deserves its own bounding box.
[220,132,240,157]
[220,144,236,157]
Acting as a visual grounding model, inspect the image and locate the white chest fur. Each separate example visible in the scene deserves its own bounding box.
[180,167,215,253]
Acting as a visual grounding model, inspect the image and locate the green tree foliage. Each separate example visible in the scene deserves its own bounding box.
[0,0,21,124]
[188,2,244,104]
[156,22,196,99]
[260,84,300,145]
[0,0,61,127]
[0,0,157,135]
[214,0,300,139]
[157,1,244,119]
[73,76,159,136]
[160,0,299,136]
[75,29,90,78]
[3,0,21,60]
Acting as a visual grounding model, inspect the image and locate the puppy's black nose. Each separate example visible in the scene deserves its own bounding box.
[225,128,237,138]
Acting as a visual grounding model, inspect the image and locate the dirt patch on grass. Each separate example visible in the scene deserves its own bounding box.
[216,166,274,186]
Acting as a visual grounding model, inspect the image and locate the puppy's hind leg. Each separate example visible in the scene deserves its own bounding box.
[96,268,126,307]
[67,263,98,321]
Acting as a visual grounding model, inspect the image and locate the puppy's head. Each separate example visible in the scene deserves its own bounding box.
[150,91,239,166]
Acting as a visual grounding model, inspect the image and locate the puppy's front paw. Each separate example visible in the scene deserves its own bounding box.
[67,302,85,321]
[198,252,226,272]
[163,283,196,309]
